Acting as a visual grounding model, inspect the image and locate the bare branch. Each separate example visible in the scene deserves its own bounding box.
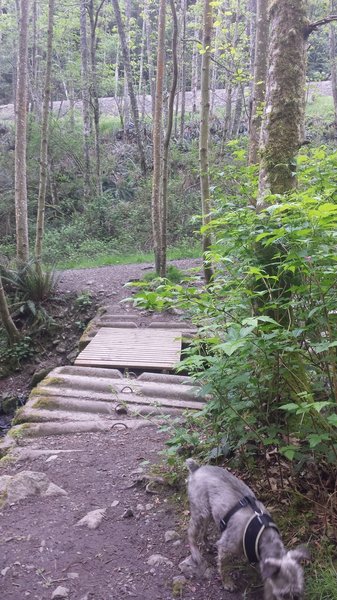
[305,14,337,38]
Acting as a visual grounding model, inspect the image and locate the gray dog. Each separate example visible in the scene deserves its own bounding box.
[184,459,309,600]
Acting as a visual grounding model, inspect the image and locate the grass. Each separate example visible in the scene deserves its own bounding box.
[306,557,337,600]
[306,93,335,119]
[55,244,201,270]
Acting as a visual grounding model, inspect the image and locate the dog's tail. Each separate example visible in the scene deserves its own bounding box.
[186,458,200,473]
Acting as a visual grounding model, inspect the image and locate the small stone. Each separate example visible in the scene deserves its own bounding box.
[147,554,173,568]
[111,500,119,508]
[67,572,79,579]
[172,575,187,596]
[164,530,180,543]
[51,586,69,599]
[1,567,10,576]
[178,556,197,578]
[145,503,154,511]
[76,508,106,530]
[45,455,58,463]
[122,508,134,518]
[136,503,145,512]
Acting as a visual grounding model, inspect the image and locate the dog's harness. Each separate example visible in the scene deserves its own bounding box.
[219,495,279,564]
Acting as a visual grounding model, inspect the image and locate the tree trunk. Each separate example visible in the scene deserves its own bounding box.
[145,0,155,115]
[179,0,187,142]
[111,0,147,174]
[231,86,244,139]
[256,0,311,404]
[0,276,20,343]
[191,24,200,114]
[249,0,268,165]
[88,0,103,196]
[80,0,93,200]
[15,0,30,264]
[330,1,337,129]
[159,0,178,277]
[199,0,214,283]
[258,0,307,200]
[35,0,55,274]
[151,0,166,274]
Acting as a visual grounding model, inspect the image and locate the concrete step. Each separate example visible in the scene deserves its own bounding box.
[0,365,206,451]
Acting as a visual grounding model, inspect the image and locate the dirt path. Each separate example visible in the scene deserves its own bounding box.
[0,427,260,600]
[0,260,262,599]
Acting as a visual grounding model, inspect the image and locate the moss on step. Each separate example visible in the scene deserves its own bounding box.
[7,423,31,438]
[31,397,60,410]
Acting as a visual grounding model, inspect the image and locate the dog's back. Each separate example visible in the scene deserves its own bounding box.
[186,458,257,502]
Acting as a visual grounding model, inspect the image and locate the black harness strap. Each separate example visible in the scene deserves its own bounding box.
[243,514,279,563]
[219,495,279,564]
[219,495,260,532]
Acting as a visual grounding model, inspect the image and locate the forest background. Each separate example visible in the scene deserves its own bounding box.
[1,1,337,597]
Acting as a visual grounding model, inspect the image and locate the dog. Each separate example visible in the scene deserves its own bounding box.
[184,459,309,600]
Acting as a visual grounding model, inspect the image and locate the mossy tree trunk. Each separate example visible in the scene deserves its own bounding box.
[258,0,307,200]
[256,0,309,403]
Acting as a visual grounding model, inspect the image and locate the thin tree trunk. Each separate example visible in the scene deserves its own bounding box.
[330,1,337,129]
[191,25,200,114]
[231,86,243,138]
[151,0,166,274]
[80,0,93,199]
[0,276,20,343]
[122,0,131,129]
[179,0,187,142]
[159,0,178,277]
[200,0,214,283]
[145,0,155,115]
[111,0,147,174]
[35,0,55,274]
[249,0,268,165]
[15,0,30,264]
[88,0,104,196]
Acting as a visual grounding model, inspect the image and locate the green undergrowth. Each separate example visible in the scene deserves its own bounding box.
[55,244,201,270]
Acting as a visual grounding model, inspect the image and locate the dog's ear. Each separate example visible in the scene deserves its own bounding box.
[260,557,282,580]
[288,545,310,564]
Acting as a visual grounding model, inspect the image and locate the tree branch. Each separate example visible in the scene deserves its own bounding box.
[305,14,337,38]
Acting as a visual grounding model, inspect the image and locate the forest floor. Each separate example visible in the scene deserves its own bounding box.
[0,259,262,600]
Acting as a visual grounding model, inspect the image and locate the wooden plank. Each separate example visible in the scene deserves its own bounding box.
[75,328,182,370]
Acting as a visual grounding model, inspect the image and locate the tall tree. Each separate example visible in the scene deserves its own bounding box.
[256,1,337,400]
[15,0,30,263]
[199,0,214,283]
[258,0,307,199]
[329,0,337,129]
[159,0,179,276]
[111,0,147,174]
[35,0,55,274]
[248,0,268,165]
[80,0,93,200]
[88,0,105,196]
[151,0,166,274]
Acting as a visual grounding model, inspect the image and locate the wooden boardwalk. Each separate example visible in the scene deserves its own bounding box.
[74,327,183,370]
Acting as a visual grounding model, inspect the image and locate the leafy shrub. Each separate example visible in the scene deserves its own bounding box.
[131,146,337,471]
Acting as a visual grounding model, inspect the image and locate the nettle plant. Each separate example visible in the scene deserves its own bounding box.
[133,146,337,468]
